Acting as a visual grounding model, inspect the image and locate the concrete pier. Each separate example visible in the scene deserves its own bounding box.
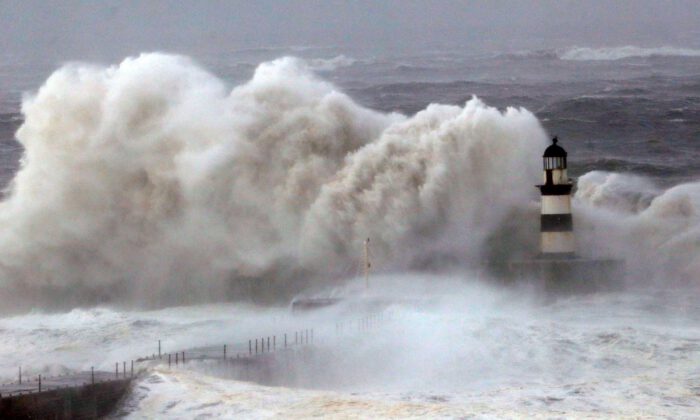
[0,377,131,419]
[0,324,321,418]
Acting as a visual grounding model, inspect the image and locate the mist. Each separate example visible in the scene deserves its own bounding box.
[0,53,547,311]
[0,51,698,314]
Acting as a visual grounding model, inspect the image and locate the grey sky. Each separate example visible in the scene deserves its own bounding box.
[1,0,699,61]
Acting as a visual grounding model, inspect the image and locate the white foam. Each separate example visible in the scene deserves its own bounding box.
[560,46,700,61]
[574,172,700,283]
[0,53,546,310]
[305,55,357,71]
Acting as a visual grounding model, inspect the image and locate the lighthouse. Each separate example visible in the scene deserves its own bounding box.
[538,137,575,257]
[506,136,623,293]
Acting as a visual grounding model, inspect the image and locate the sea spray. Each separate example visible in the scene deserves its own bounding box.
[1,53,699,312]
[0,53,547,311]
[575,171,700,285]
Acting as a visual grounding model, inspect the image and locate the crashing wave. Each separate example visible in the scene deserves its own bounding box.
[560,46,700,61]
[0,53,546,309]
[0,52,698,310]
[306,55,357,71]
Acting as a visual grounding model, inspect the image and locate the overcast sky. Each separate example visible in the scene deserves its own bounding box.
[2,0,700,61]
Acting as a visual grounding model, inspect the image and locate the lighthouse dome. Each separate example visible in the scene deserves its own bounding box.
[543,136,567,157]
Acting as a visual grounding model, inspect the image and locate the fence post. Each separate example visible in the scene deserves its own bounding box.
[168,353,171,367]
[255,339,258,354]
[176,352,179,366]
[115,362,118,378]
[273,336,276,351]
[158,340,161,359]
[182,351,185,364]
[249,340,252,356]
[18,366,21,385]
[123,362,126,378]
[224,344,227,360]
[38,375,41,392]
[91,367,94,385]
[267,337,270,352]
[131,360,134,378]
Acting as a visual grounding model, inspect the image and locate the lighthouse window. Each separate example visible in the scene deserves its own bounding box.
[544,157,566,170]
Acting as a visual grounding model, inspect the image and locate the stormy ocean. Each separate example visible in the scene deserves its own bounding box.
[1,43,699,418]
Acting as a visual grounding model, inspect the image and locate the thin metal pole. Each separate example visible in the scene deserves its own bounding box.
[255,339,258,354]
[284,333,287,348]
[18,366,21,385]
[311,329,314,343]
[182,351,185,364]
[273,336,276,350]
[364,237,370,289]
[38,375,41,392]
[115,362,118,378]
[176,352,179,365]
[158,340,161,359]
[267,337,270,352]
[91,367,94,385]
[168,353,171,367]
[131,360,134,378]
[224,344,227,360]
[249,340,252,355]
[295,331,298,345]
[123,362,126,378]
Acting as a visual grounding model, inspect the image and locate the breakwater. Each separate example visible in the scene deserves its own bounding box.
[0,325,320,419]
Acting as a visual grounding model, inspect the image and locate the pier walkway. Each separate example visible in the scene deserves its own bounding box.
[0,312,383,418]
[0,325,320,419]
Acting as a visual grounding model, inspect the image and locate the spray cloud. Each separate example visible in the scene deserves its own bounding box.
[1,52,698,311]
[0,53,548,310]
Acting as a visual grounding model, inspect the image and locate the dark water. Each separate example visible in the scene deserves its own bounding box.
[1,48,699,188]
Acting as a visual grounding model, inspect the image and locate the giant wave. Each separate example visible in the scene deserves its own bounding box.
[0,53,698,312]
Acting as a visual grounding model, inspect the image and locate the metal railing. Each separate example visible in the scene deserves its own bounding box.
[0,326,318,399]
[1,311,390,399]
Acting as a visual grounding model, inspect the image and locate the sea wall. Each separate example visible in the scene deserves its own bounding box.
[0,379,131,419]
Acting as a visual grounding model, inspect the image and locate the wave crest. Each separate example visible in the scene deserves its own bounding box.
[560,46,700,61]
[0,53,547,310]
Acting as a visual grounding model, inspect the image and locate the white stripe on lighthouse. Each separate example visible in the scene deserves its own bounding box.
[541,232,575,254]
[541,195,572,215]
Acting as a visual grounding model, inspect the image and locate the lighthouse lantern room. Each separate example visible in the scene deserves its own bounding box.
[538,137,575,257]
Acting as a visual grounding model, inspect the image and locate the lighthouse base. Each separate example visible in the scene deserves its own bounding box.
[506,257,625,294]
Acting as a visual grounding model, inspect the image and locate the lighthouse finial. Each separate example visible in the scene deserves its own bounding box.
[552,136,558,145]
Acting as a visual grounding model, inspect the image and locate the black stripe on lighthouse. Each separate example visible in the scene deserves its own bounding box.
[538,184,573,196]
[540,214,573,232]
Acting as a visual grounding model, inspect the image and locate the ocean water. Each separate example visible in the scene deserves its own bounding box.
[2,278,700,418]
[0,46,699,417]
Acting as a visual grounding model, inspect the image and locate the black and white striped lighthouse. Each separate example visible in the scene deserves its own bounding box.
[508,136,623,292]
[538,137,575,257]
